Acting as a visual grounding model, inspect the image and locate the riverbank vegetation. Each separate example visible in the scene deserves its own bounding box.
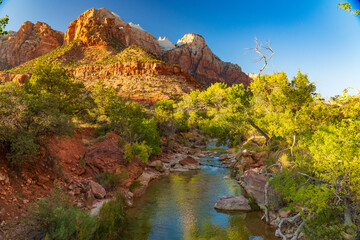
[163,71,360,239]
[1,59,359,239]
[28,187,128,240]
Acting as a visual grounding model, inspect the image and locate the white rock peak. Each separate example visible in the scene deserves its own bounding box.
[129,22,144,31]
[177,33,206,49]
[158,36,176,52]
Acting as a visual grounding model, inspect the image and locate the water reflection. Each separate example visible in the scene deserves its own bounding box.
[127,151,276,240]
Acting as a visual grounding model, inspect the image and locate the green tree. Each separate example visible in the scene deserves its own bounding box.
[0,0,9,35]
[338,2,360,15]
[0,62,90,165]
[27,61,91,117]
[92,82,161,155]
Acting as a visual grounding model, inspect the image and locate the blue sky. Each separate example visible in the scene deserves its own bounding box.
[1,0,360,98]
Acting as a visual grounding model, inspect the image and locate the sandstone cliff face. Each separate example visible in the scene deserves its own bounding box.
[64,8,161,56]
[0,60,199,102]
[163,33,252,87]
[70,61,199,102]
[0,21,64,70]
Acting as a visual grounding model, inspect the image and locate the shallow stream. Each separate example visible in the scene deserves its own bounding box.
[127,143,276,240]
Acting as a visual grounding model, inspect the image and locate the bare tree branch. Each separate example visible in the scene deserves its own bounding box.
[248,37,275,77]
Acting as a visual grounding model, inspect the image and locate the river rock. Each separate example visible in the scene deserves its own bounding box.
[149,160,163,167]
[219,154,228,161]
[214,195,252,211]
[242,169,277,209]
[179,156,198,165]
[89,180,106,199]
[180,156,201,170]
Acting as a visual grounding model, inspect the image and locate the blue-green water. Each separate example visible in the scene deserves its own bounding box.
[127,144,276,240]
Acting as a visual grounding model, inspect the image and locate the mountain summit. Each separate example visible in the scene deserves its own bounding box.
[0,8,252,99]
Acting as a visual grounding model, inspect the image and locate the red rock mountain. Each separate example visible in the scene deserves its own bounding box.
[0,8,251,89]
[64,8,161,56]
[0,21,63,70]
[162,33,251,87]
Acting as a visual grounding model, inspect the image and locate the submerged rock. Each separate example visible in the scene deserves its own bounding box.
[214,195,252,211]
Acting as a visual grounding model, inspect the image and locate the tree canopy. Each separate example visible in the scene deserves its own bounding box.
[338,2,360,15]
[0,0,9,35]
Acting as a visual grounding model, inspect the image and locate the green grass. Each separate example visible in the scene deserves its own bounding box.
[90,45,165,66]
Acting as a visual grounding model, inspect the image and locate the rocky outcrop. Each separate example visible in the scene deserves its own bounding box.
[241,169,277,209]
[0,73,31,83]
[237,150,267,172]
[89,180,106,199]
[214,195,252,211]
[163,33,252,87]
[164,153,201,171]
[69,61,197,84]
[64,8,161,56]
[158,37,175,52]
[0,21,64,70]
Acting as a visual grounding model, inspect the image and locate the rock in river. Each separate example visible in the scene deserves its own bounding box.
[214,195,252,211]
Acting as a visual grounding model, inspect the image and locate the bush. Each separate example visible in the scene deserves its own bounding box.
[129,181,142,193]
[6,130,39,165]
[28,187,97,240]
[28,188,129,240]
[97,172,121,191]
[93,194,128,240]
[0,62,91,166]
[117,137,125,147]
[123,141,152,164]
[92,82,161,155]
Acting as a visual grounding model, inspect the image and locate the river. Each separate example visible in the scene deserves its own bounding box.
[127,143,277,240]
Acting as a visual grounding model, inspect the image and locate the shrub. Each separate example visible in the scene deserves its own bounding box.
[93,194,128,240]
[6,130,39,165]
[129,181,142,193]
[97,172,121,191]
[0,62,90,166]
[28,187,97,240]
[123,141,152,164]
[28,188,129,240]
[92,82,161,155]
[117,137,125,147]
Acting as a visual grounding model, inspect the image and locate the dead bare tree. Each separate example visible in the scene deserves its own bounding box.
[247,37,275,77]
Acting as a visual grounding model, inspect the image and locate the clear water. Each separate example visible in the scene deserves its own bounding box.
[127,143,276,240]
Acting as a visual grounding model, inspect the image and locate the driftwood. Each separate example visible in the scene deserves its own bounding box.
[277,213,304,240]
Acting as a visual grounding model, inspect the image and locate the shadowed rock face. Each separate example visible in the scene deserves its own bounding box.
[64,8,162,56]
[163,33,252,87]
[0,21,64,70]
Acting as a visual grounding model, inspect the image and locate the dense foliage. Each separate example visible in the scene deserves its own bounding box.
[0,62,161,166]
[2,51,359,238]
[164,71,360,239]
[0,62,88,165]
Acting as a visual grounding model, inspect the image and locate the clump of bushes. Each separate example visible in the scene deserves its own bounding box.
[28,187,129,240]
[97,172,120,191]
[124,141,152,164]
[0,61,90,166]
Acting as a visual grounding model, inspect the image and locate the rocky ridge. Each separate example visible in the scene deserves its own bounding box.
[0,8,252,90]
[0,21,63,70]
[163,33,252,87]
[64,8,162,56]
